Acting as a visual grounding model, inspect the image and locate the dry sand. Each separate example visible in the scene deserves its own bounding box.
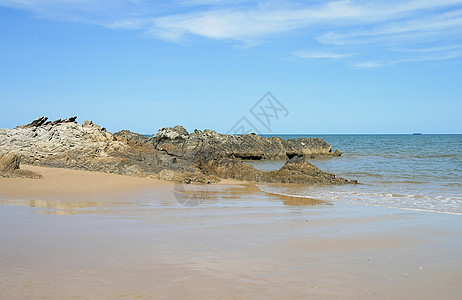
[0,165,171,199]
[1,166,462,299]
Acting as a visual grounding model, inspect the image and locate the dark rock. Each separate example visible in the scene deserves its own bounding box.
[17,116,78,129]
[18,116,48,128]
[200,157,352,185]
[1,116,355,184]
[65,116,77,123]
[149,126,341,163]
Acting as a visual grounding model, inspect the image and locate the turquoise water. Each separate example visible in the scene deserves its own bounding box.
[251,134,462,214]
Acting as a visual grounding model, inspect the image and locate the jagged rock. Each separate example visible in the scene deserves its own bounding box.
[0,116,356,184]
[17,116,78,129]
[149,126,340,162]
[200,156,352,184]
[0,152,20,174]
[65,116,77,123]
[18,116,49,128]
[0,152,43,179]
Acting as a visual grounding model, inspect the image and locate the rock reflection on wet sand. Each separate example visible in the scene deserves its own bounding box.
[1,182,329,215]
[173,182,329,208]
[1,181,462,299]
[0,199,132,215]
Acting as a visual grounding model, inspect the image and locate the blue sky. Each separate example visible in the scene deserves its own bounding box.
[0,0,461,134]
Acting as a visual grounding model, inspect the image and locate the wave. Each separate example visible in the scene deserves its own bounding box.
[257,185,462,216]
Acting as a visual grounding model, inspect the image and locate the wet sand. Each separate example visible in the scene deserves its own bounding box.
[1,166,462,299]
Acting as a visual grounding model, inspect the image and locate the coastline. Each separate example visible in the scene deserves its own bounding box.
[1,166,462,299]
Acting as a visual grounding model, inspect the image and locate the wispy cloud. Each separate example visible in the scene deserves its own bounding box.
[142,0,462,42]
[291,51,351,59]
[394,44,462,52]
[1,0,462,67]
[352,49,462,68]
[317,9,462,45]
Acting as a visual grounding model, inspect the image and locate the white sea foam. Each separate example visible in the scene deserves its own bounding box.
[254,134,462,214]
[258,184,462,215]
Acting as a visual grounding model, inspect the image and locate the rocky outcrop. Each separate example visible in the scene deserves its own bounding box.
[149,126,341,161]
[200,156,353,184]
[0,152,43,179]
[0,117,356,185]
[1,117,161,177]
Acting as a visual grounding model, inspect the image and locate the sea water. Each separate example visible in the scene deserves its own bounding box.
[249,134,462,215]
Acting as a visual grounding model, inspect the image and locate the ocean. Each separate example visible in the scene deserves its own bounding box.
[248,134,462,215]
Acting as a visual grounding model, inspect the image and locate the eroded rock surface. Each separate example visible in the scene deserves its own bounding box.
[0,117,355,184]
[200,156,350,184]
[150,126,341,161]
[0,152,43,179]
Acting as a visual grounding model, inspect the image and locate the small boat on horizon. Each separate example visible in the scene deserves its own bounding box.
[413,133,423,135]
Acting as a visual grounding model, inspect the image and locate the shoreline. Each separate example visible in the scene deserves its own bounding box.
[1,165,462,299]
[1,165,461,216]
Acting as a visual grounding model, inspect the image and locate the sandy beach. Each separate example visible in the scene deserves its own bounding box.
[1,166,462,299]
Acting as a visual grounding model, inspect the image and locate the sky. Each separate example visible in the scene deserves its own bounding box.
[0,0,461,134]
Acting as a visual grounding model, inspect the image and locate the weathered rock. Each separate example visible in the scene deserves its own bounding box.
[0,152,20,174]
[113,130,150,149]
[0,118,208,182]
[0,116,355,184]
[113,130,149,144]
[158,143,183,157]
[2,117,151,176]
[149,126,340,162]
[0,152,43,179]
[200,156,352,184]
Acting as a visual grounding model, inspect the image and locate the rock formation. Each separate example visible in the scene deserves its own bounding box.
[0,152,43,179]
[200,156,356,184]
[149,126,342,161]
[0,116,356,184]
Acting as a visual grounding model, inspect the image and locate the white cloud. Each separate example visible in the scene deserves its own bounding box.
[352,50,462,68]
[394,44,462,53]
[1,0,462,67]
[352,60,389,69]
[144,0,462,42]
[291,51,350,59]
[317,9,462,45]
[4,0,462,41]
